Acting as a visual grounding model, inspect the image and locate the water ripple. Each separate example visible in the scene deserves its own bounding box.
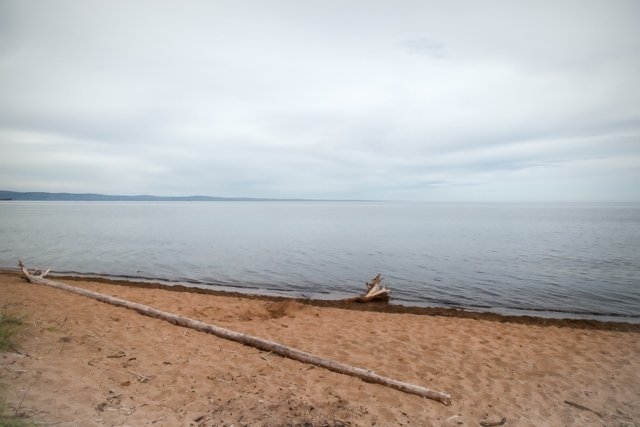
[1,201,639,322]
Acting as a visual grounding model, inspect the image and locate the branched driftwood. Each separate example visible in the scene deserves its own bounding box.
[18,261,451,405]
[343,274,392,303]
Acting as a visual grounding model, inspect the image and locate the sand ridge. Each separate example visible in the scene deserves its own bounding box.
[1,271,639,426]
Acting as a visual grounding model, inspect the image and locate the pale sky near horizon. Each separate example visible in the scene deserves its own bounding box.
[1,1,639,201]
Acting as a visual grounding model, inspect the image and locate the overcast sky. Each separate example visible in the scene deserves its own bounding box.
[1,1,639,201]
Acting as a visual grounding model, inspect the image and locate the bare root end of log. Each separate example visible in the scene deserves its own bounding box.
[19,260,53,280]
[344,274,393,303]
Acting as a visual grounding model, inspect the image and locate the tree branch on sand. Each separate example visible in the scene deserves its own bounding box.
[343,274,392,303]
[17,260,451,405]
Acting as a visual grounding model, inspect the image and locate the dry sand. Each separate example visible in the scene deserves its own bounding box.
[1,270,639,426]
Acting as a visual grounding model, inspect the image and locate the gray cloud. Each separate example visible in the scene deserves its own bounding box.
[0,0,639,201]
[400,38,446,58]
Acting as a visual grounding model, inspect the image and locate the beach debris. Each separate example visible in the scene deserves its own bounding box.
[259,354,275,365]
[207,375,232,383]
[17,260,452,405]
[12,370,28,379]
[343,274,392,303]
[120,406,135,415]
[564,400,603,417]
[151,414,167,423]
[105,391,123,399]
[480,418,507,426]
[8,345,30,358]
[127,369,152,382]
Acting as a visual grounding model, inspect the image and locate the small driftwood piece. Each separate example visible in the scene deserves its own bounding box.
[343,274,392,303]
[18,261,451,405]
[564,400,603,417]
[480,417,507,427]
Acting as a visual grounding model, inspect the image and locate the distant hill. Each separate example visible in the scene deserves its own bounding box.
[0,191,354,202]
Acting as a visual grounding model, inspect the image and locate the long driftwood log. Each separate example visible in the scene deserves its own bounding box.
[18,261,451,405]
[343,274,392,303]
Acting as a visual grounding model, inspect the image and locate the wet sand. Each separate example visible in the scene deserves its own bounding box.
[1,270,639,426]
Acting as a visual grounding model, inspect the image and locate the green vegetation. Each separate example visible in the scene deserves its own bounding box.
[1,397,38,427]
[0,312,36,426]
[0,312,23,352]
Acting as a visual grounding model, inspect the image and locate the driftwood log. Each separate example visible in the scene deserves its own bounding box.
[343,274,392,303]
[17,261,451,405]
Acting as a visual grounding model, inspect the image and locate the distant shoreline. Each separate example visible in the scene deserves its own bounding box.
[0,190,373,202]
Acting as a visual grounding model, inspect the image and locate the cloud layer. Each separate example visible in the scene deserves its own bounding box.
[1,0,639,201]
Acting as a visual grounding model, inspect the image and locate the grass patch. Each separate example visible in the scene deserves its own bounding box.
[0,313,36,426]
[0,407,38,427]
[0,312,23,352]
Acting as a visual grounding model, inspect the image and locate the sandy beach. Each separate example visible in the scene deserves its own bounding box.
[1,270,639,427]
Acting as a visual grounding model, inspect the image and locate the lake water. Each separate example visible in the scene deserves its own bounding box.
[1,201,639,322]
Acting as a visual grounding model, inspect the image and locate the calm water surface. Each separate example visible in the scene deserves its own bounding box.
[1,201,639,322]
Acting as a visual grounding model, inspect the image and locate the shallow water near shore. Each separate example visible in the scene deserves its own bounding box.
[1,201,639,322]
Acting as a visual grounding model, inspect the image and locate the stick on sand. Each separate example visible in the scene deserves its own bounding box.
[18,260,452,405]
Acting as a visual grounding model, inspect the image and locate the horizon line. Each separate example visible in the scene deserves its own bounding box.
[1,190,638,204]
